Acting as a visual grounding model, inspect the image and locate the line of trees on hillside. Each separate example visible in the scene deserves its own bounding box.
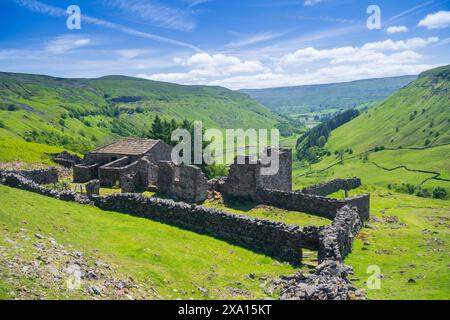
[296,109,360,163]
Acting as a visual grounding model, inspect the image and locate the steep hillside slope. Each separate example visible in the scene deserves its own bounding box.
[0,72,280,154]
[241,75,416,115]
[326,66,449,151]
[293,65,450,195]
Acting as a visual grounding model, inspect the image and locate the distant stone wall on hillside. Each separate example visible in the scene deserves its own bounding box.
[302,178,361,196]
[255,188,370,222]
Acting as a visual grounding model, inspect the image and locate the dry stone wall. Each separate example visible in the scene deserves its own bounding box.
[255,189,370,222]
[269,206,365,300]
[0,167,59,185]
[92,193,306,265]
[302,178,361,196]
[73,163,100,183]
[0,171,89,204]
[0,170,368,299]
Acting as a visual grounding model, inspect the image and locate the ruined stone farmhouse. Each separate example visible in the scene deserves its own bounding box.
[73,138,172,188]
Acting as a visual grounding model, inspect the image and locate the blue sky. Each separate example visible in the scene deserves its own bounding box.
[0,0,449,89]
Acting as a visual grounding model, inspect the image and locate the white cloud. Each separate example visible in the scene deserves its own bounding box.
[304,0,326,6]
[385,26,408,34]
[278,37,438,65]
[45,36,91,54]
[361,37,439,51]
[148,62,434,90]
[174,53,267,75]
[104,0,196,31]
[226,32,287,49]
[418,11,450,29]
[13,0,201,52]
[137,35,440,89]
[186,0,209,7]
[116,49,150,59]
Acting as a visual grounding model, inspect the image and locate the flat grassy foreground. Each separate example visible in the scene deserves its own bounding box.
[0,185,297,300]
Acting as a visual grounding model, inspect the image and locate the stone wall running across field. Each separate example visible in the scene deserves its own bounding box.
[0,167,59,185]
[91,193,307,265]
[0,171,88,204]
[0,169,368,299]
[302,178,361,196]
[255,188,370,222]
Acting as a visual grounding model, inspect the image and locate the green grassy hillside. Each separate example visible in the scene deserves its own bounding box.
[1,183,449,300]
[0,72,280,154]
[293,65,450,196]
[0,185,298,300]
[241,75,416,115]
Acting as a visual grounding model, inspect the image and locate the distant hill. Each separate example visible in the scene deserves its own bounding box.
[293,65,450,195]
[0,72,281,154]
[241,75,417,115]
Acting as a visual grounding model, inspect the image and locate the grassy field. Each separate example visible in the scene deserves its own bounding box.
[0,185,299,300]
[345,186,450,300]
[0,138,69,169]
[1,183,448,299]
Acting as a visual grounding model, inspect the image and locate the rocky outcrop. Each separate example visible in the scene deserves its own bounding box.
[268,260,365,300]
[269,206,365,300]
[48,151,82,168]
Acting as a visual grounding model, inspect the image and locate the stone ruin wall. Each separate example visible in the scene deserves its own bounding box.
[220,152,369,222]
[47,151,82,168]
[302,178,362,196]
[254,188,370,222]
[157,161,208,203]
[221,149,293,200]
[73,163,100,183]
[258,148,293,192]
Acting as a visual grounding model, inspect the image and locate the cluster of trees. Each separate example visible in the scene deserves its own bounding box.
[148,116,228,179]
[388,183,448,200]
[296,109,360,163]
[23,129,94,154]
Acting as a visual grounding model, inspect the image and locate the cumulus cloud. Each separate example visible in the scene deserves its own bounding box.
[136,36,439,89]
[360,37,439,51]
[418,11,450,29]
[278,37,438,65]
[385,26,408,34]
